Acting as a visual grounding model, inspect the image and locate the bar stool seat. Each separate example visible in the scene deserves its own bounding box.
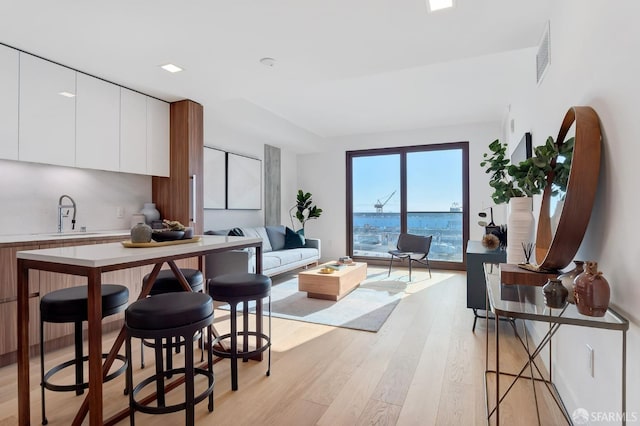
[146,269,204,295]
[40,284,129,425]
[125,292,215,425]
[208,273,272,391]
[140,269,205,369]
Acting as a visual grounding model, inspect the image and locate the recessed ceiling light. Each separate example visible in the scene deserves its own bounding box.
[259,57,276,67]
[58,91,75,98]
[427,0,454,12]
[160,63,183,73]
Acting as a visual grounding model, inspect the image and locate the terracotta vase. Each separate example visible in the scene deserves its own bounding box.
[543,278,568,309]
[557,260,585,304]
[574,261,610,317]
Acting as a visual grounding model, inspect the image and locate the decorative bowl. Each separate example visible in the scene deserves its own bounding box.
[151,230,185,242]
[182,227,194,239]
[319,267,335,274]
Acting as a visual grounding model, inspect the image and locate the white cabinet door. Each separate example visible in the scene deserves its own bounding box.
[19,53,76,167]
[146,97,170,177]
[120,88,147,175]
[0,45,19,161]
[76,73,120,171]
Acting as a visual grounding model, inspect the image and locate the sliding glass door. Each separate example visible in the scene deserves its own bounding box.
[347,143,469,268]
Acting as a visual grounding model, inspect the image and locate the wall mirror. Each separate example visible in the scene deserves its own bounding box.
[534,106,601,271]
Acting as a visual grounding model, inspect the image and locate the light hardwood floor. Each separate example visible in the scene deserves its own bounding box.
[0,267,567,425]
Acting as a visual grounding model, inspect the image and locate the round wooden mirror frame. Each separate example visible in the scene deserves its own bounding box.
[534,106,601,271]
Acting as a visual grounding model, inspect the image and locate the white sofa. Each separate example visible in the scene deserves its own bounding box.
[204,225,321,278]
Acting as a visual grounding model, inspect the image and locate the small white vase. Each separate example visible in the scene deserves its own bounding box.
[140,202,160,225]
[506,197,535,264]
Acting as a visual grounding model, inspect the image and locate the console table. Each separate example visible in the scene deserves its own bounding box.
[17,235,262,425]
[466,241,506,330]
[484,262,628,425]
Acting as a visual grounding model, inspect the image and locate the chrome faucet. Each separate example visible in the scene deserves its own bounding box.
[57,195,77,233]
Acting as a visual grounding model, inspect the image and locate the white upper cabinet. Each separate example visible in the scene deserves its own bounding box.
[120,88,148,175]
[76,73,120,171]
[146,97,170,177]
[19,53,76,167]
[0,45,19,161]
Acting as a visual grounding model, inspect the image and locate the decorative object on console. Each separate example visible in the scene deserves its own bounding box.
[574,261,610,317]
[542,278,568,308]
[140,202,160,225]
[130,222,152,243]
[557,260,584,303]
[481,233,500,250]
[521,242,535,264]
[507,197,535,263]
[289,190,323,233]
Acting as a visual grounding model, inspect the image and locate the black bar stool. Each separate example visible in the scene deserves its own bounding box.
[140,269,204,369]
[208,273,271,391]
[125,292,215,425]
[39,284,129,425]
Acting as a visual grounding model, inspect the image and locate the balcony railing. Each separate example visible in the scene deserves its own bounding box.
[352,211,463,262]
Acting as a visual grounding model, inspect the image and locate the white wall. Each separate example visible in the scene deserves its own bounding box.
[202,113,299,232]
[297,122,502,262]
[506,1,640,421]
[0,159,150,234]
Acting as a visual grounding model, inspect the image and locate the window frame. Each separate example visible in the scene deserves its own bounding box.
[346,141,470,270]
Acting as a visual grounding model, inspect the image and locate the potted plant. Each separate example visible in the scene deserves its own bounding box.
[480,137,560,263]
[289,190,323,233]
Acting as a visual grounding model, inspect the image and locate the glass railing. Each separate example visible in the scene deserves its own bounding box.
[352,211,463,262]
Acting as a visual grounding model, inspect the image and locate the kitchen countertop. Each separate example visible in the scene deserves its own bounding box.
[16,235,262,268]
[0,230,131,246]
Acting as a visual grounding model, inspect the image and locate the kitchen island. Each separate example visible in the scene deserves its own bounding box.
[16,234,262,425]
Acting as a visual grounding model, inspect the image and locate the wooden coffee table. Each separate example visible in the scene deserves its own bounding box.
[298,261,368,301]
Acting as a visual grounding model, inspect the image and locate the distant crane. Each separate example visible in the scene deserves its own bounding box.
[374,191,396,213]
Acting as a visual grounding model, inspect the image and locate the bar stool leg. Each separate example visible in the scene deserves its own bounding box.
[126,334,135,425]
[207,324,214,412]
[267,295,272,377]
[243,301,249,362]
[184,332,195,425]
[40,318,48,425]
[155,338,166,408]
[230,303,238,391]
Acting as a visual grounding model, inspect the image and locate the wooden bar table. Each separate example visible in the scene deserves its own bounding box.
[17,235,262,425]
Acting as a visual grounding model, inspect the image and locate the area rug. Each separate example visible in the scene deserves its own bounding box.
[218,274,409,332]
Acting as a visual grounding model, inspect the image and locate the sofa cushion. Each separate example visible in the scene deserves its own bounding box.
[262,253,282,270]
[265,225,286,251]
[268,249,304,265]
[284,227,305,249]
[240,227,273,252]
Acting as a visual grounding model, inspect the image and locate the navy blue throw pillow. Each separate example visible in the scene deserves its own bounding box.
[284,227,305,249]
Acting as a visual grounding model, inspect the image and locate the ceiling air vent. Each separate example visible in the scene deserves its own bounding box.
[536,21,551,85]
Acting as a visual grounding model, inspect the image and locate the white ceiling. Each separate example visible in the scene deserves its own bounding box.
[0,0,551,152]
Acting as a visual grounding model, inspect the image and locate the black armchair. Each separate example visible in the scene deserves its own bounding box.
[387,233,432,281]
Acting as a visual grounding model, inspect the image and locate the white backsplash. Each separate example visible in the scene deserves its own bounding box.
[0,159,151,235]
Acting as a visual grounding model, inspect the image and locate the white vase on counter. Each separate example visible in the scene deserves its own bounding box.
[506,197,535,264]
[140,202,160,225]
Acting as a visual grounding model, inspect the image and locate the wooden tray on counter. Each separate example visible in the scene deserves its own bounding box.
[121,236,202,248]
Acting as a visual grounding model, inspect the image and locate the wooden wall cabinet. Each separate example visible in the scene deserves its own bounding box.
[152,99,204,235]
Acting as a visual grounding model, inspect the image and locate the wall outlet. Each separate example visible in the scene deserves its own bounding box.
[116,206,124,218]
[586,344,594,377]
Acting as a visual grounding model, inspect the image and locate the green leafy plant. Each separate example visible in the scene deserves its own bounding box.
[481,136,570,205]
[289,190,323,231]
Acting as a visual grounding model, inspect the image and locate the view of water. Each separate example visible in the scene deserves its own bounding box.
[352,212,463,262]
